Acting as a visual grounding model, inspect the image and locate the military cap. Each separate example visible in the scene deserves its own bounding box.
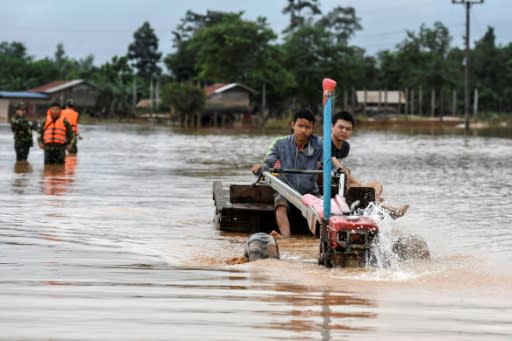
[15,102,26,110]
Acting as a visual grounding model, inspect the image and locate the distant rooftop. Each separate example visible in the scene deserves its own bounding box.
[356,90,406,104]
[205,83,227,97]
[30,79,92,93]
[205,83,256,97]
[0,91,49,99]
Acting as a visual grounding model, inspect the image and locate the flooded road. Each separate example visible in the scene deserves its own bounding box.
[1,123,512,340]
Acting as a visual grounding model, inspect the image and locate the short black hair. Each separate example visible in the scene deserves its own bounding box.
[50,101,61,108]
[293,108,316,124]
[332,111,355,127]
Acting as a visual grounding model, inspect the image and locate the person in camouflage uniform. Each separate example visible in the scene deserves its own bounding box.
[10,102,34,161]
[38,102,75,165]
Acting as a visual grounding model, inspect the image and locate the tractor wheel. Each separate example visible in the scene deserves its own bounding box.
[392,234,430,261]
[319,241,333,268]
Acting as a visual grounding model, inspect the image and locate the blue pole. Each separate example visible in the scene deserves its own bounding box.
[322,96,332,222]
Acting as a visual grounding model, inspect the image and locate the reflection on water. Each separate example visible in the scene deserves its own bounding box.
[0,123,511,340]
[11,161,33,194]
[14,160,33,174]
[42,156,77,195]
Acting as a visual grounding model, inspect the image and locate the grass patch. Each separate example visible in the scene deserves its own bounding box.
[264,115,292,130]
[475,112,512,126]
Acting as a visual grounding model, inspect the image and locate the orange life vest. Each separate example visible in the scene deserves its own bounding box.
[43,116,68,145]
[61,108,79,135]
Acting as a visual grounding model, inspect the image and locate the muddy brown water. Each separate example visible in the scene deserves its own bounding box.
[1,123,511,340]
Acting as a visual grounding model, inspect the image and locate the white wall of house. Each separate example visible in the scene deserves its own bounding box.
[0,100,9,122]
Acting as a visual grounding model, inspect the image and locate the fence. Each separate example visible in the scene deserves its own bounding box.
[338,88,479,118]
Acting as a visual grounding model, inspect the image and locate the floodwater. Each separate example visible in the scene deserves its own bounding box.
[1,123,511,340]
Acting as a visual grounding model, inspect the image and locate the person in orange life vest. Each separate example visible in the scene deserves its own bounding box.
[37,102,75,164]
[61,99,79,154]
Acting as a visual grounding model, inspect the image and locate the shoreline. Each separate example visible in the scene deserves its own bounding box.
[41,113,512,134]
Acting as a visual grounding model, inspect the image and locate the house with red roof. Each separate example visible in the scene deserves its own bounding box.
[202,83,256,127]
[30,79,98,109]
[0,79,99,122]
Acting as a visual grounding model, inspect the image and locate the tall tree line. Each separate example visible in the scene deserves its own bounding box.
[1,0,512,116]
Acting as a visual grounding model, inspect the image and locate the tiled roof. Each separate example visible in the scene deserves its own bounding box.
[136,98,161,108]
[204,83,227,97]
[30,79,87,93]
[204,83,256,97]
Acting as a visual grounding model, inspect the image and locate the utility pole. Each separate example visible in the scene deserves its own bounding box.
[132,77,137,115]
[452,0,483,133]
[149,77,154,118]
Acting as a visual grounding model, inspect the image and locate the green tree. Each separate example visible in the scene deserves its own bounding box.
[378,22,457,94]
[0,41,61,90]
[25,58,60,88]
[471,27,503,111]
[68,55,96,79]
[190,16,274,82]
[282,24,332,109]
[53,42,73,78]
[166,11,294,114]
[280,5,364,110]
[164,42,197,82]
[128,21,162,82]
[0,41,28,58]
[161,82,205,125]
[315,6,366,90]
[375,50,401,89]
[0,41,30,89]
[316,6,362,43]
[282,0,322,32]
[165,11,252,82]
[93,56,136,117]
[501,43,512,112]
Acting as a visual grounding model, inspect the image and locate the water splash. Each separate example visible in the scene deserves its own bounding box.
[364,203,402,270]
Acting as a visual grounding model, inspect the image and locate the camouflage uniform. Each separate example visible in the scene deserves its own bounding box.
[68,136,78,154]
[10,110,34,161]
[62,101,79,154]
[38,117,74,165]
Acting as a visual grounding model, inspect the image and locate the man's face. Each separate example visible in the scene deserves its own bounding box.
[51,106,61,120]
[332,119,353,142]
[15,108,25,116]
[291,118,314,145]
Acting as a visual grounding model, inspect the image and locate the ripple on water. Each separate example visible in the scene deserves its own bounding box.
[1,125,512,340]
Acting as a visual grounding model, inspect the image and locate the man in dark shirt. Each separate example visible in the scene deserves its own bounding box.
[251,109,323,238]
[330,111,409,218]
[330,111,361,186]
[331,111,351,160]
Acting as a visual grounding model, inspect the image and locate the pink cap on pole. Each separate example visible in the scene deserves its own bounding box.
[322,78,337,92]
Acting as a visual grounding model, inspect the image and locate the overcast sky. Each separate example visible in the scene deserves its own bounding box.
[1,0,509,66]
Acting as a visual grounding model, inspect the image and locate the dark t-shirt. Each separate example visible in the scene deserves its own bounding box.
[332,140,350,159]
